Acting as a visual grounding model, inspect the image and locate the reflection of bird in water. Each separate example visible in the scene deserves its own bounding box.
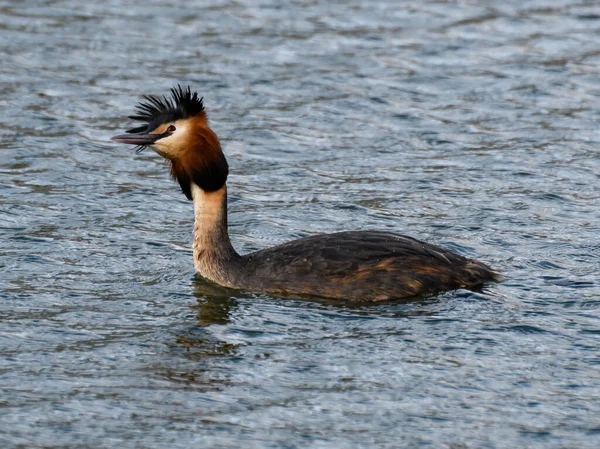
[192,279,238,327]
[112,86,501,302]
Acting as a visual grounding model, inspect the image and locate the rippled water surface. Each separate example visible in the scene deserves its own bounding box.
[2,0,600,447]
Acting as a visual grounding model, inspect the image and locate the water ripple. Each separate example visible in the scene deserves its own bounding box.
[2,1,600,448]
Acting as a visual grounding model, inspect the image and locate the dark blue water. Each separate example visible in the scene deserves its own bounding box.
[2,1,600,447]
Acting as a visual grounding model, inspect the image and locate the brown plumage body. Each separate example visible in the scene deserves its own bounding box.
[112,86,500,302]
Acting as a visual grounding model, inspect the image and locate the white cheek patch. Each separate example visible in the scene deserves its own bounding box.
[151,145,173,158]
[152,122,188,158]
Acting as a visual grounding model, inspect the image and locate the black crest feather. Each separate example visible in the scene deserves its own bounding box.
[126,85,204,134]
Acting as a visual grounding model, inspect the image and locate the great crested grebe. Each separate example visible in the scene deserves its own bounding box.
[111,86,500,302]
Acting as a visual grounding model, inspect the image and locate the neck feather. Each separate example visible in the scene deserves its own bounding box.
[191,183,240,285]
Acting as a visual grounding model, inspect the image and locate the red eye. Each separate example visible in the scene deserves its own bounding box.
[167,125,176,133]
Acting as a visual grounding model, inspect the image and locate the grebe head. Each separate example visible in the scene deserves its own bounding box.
[112,85,228,199]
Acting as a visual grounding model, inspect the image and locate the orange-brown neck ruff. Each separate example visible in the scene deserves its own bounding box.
[170,115,228,199]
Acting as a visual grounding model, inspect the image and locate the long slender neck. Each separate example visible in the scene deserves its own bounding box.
[191,183,241,286]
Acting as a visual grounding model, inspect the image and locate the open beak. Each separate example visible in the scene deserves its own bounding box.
[111,132,163,146]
